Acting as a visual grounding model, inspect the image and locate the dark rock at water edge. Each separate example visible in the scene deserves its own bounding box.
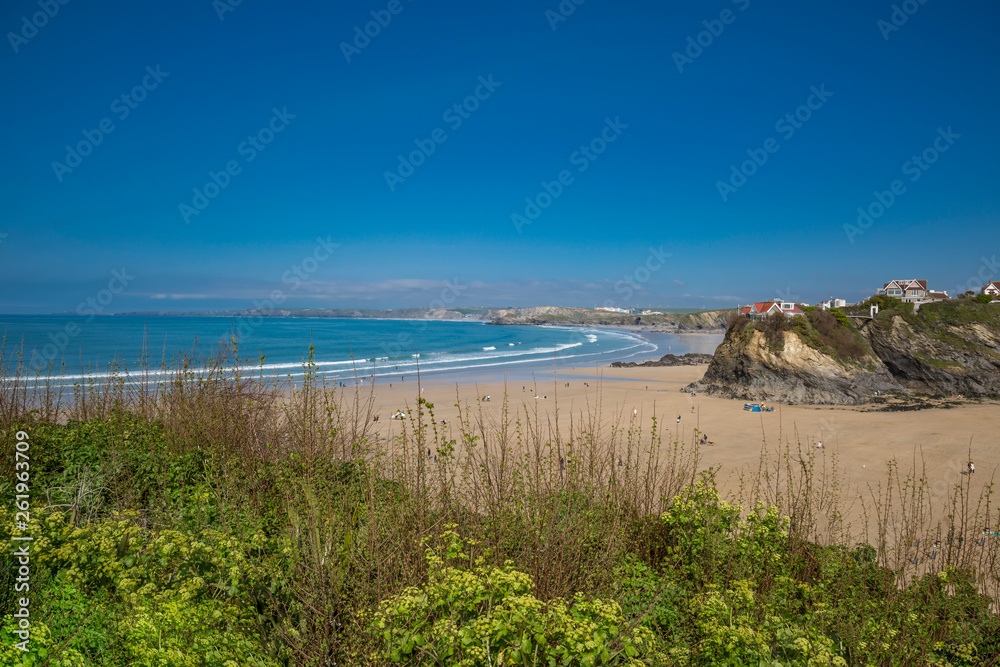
[610,353,715,368]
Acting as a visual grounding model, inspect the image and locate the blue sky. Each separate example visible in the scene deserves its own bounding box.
[1,0,997,313]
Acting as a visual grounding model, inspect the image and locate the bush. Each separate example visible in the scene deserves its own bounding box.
[659,477,790,586]
[367,527,667,666]
[0,505,285,667]
[761,314,791,352]
[803,309,869,362]
[726,313,748,332]
[864,296,903,311]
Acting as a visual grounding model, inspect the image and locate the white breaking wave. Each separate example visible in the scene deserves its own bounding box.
[10,326,672,386]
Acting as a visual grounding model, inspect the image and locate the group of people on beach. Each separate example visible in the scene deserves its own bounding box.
[912,525,1000,563]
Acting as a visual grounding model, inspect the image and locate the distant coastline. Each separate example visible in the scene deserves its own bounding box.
[106,306,731,334]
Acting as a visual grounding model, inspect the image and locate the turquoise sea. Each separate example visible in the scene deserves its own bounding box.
[0,316,721,386]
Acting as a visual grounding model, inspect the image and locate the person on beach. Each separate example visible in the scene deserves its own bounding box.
[676,415,681,425]
[817,441,823,449]
[969,461,975,475]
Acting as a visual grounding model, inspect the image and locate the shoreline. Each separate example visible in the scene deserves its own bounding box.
[7,326,722,390]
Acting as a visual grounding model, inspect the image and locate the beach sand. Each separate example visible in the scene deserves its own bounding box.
[364,364,1000,536]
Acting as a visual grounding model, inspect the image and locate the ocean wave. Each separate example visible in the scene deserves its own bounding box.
[7,324,671,386]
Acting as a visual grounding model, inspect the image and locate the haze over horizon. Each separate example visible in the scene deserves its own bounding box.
[2,0,998,314]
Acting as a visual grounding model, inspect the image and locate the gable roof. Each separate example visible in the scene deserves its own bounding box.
[742,301,803,315]
[882,279,927,291]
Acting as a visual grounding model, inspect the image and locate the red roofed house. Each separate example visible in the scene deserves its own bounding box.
[983,281,1000,297]
[740,298,804,321]
[877,279,928,303]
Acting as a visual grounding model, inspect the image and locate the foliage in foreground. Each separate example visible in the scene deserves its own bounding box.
[367,527,665,666]
[0,357,998,665]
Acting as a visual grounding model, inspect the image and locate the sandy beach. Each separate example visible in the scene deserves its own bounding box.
[364,363,1000,536]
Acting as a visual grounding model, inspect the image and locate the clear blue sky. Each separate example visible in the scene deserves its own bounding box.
[1,0,997,313]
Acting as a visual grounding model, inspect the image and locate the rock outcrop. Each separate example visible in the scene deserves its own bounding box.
[686,328,900,405]
[611,353,714,368]
[862,315,1000,395]
[686,302,1000,405]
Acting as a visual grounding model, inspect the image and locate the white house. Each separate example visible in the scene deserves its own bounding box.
[983,281,1000,297]
[877,279,928,303]
[818,298,847,310]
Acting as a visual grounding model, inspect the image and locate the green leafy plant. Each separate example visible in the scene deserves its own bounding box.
[368,527,667,666]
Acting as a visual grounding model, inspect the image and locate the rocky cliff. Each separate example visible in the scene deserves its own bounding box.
[687,326,900,405]
[862,313,1000,396]
[686,300,1000,405]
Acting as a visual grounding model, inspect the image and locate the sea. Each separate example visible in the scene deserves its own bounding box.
[0,315,722,387]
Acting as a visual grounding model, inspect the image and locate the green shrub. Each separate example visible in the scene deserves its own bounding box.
[761,314,791,353]
[685,578,847,666]
[726,313,748,332]
[795,309,869,363]
[367,527,667,666]
[0,505,285,667]
[862,296,903,312]
[611,557,681,635]
[659,477,791,586]
[0,619,88,667]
